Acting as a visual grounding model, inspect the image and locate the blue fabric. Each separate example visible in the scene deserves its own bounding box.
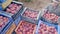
[0,0,6,10]
[0,6,2,10]
[0,0,6,3]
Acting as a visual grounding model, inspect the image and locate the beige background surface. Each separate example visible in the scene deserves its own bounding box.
[18,0,51,10]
